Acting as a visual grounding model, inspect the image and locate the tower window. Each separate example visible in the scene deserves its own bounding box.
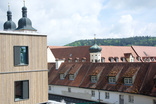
[15,80,29,101]
[14,46,29,66]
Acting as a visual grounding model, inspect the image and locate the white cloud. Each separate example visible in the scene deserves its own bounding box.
[0,0,156,45]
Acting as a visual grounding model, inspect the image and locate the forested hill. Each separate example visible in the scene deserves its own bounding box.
[65,36,156,46]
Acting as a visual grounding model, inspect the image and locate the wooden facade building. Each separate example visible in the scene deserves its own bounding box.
[0,31,48,104]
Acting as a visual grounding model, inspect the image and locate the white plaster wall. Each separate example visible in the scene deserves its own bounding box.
[90,53,101,63]
[56,60,64,70]
[47,47,56,63]
[48,85,99,102]
[48,85,156,104]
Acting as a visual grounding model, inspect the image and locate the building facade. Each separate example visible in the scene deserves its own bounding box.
[0,3,48,104]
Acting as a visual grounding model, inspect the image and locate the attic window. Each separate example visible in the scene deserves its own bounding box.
[137,57,141,62]
[109,77,116,84]
[143,58,147,62]
[60,74,64,80]
[114,57,119,62]
[152,58,155,62]
[109,57,114,62]
[101,58,105,63]
[121,57,126,62]
[91,76,97,83]
[124,78,132,85]
[69,75,74,80]
[82,57,86,62]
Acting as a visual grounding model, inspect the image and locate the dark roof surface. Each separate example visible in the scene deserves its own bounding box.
[48,62,156,97]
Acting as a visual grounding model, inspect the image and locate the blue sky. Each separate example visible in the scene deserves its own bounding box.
[0,0,156,46]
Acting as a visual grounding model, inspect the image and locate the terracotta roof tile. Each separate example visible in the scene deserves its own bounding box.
[59,64,73,74]
[123,66,140,77]
[108,65,124,76]
[48,62,156,97]
[68,64,82,74]
[90,66,105,75]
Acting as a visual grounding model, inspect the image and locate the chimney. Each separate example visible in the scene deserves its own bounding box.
[56,58,64,70]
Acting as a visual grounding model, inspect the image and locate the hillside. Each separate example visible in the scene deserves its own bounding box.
[65,36,156,46]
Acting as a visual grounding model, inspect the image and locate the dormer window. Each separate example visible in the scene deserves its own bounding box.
[151,58,155,62]
[75,57,79,62]
[143,58,147,62]
[68,58,72,62]
[109,57,114,62]
[82,57,86,62]
[101,57,105,63]
[137,56,141,62]
[69,74,74,80]
[124,78,132,84]
[60,74,64,80]
[109,77,116,84]
[114,57,119,62]
[121,57,126,62]
[91,76,97,83]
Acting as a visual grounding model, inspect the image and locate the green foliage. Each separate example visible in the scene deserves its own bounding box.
[65,36,156,46]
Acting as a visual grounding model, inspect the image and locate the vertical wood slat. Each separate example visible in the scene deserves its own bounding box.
[0,33,48,104]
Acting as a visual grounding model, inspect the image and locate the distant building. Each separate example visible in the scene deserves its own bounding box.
[0,3,48,104]
[47,45,156,64]
[48,44,156,104]
[48,62,156,104]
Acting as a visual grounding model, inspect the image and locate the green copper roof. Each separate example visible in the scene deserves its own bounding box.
[3,10,16,30]
[89,44,102,53]
[16,6,37,31]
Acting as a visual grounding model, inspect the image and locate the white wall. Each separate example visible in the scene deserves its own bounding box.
[90,52,101,63]
[47,47,56,63]
[49,85,156,104]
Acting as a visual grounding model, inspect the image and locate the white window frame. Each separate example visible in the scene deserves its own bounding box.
[60,74,64,80]
[91,76,97,83]
[105,92,109,99]
[68,88,71,92]
[109,77,116,83]
[124,78,132,84]
[49,86,51,90]
[91,91,95,97]
[69,74,74,80]
[129,95,134,103]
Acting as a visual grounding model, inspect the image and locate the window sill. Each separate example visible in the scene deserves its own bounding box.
[14,64,29,66]
[15,98,29,102]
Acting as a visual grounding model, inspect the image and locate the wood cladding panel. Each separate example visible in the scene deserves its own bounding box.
[0,34,47,72]
[0,71,48,104]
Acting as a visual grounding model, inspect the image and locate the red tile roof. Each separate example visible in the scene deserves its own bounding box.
[107,65,124,76]
[48,62,156,97]
[132,46,156,57]
[50,46,90,62]
[68,64,82,74]
[123,66,140,77]
[49,45,140,62]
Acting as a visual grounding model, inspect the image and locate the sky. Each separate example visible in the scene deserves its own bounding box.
[0,0,156,46]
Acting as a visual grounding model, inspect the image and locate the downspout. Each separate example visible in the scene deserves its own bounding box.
[98,90,100,103]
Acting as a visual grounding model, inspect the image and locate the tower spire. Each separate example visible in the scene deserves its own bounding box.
[8,3,10,11]
[94,34,96,44]
[22,0,27,17]
[23,0,25,7]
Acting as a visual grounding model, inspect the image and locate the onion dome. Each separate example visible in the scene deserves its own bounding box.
[89,44,102,53]
[16,6,37,31]
[3,9,16,31]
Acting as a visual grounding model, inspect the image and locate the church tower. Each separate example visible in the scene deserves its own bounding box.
[16,1,37,31]
[89,35,102,63]
[3,4,16,31]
